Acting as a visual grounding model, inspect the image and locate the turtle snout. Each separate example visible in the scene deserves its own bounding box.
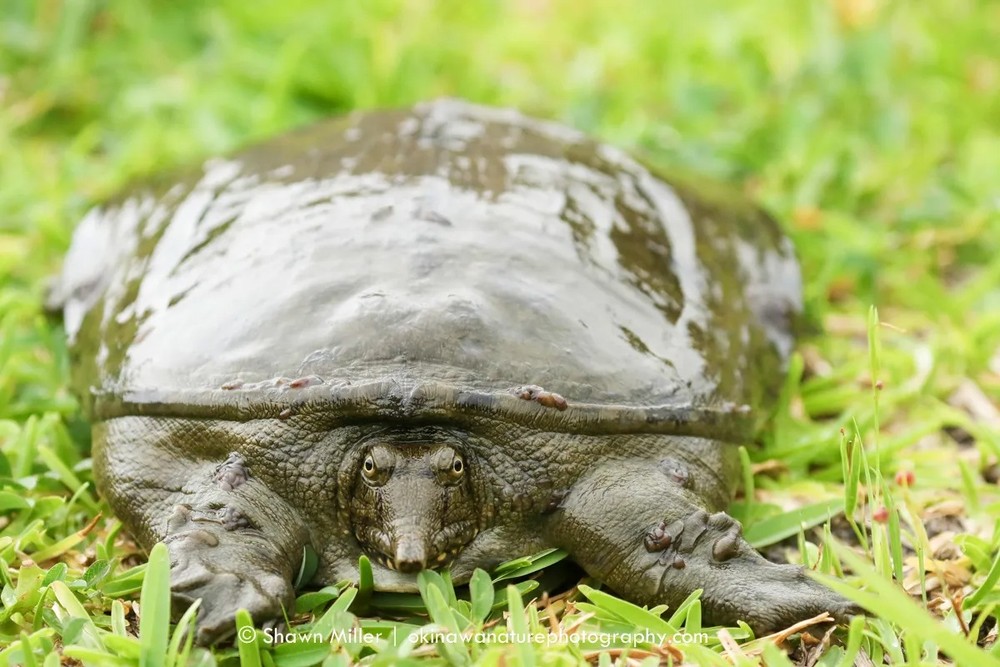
[393,534,427,573]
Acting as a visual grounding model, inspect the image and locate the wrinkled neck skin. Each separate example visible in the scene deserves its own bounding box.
[336,426,499,575]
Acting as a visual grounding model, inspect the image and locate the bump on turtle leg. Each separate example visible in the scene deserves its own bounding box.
[213,452,251,491]
[658,457,694,490]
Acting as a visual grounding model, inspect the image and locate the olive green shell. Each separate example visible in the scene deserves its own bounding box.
[54,100,800,441]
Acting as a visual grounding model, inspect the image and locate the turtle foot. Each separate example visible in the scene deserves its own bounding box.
[641,510,858,634]
[165,503,294,645]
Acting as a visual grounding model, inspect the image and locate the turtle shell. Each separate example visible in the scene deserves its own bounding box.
[54,100,800,441]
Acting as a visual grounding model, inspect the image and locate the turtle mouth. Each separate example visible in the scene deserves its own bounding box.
[354,522,479,573]
[368,551,460,572]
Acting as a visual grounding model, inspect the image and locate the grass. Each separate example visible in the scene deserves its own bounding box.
[1,0,999,664]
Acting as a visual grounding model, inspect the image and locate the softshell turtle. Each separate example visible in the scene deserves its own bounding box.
[52,99,853,644]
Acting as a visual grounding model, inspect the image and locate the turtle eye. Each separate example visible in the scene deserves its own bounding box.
[430,446,465,484]
[362,454,377,478]
[449,454,464,479]
[360,445,395,486]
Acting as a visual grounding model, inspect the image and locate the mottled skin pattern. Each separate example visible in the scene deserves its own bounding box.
[53,100,853,644]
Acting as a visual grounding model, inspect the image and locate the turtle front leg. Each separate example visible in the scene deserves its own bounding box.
[551,461,856,635]
[97,437,308,645]
[163,452,309,644]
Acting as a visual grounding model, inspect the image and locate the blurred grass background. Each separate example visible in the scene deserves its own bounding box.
[2,0,1000,664]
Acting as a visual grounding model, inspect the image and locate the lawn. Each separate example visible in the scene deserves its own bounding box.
[2,0,1000,665]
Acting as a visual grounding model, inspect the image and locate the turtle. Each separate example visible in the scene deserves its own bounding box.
[51,99,854,645]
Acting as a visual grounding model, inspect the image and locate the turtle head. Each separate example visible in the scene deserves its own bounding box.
[349,441,479,573]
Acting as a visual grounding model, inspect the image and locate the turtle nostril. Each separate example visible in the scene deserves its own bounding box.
[393,535,427,574]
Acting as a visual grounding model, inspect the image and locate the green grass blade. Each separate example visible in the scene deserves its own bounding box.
[295,543,319,590]
[111,600,128,637]
[665,589,704,629]
[506,585,535,667]
[492,548,569,582]
[356,554,374,614]
[738,445,755,527]
[819,543,1000,667]
[423,583,469,665]
[29,513,100,562]
[578,584,677,635]
[958,458,980,513]
[18,632,37,667]
[166,599,200,667]
[313,587,358,639]
[469,569,494,626]
[138,542,171,667]
[50,581,102,649]
[965,547,1000,610]
[101,634,142,659]
[743,498,843,548]
[235,609,263,667]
